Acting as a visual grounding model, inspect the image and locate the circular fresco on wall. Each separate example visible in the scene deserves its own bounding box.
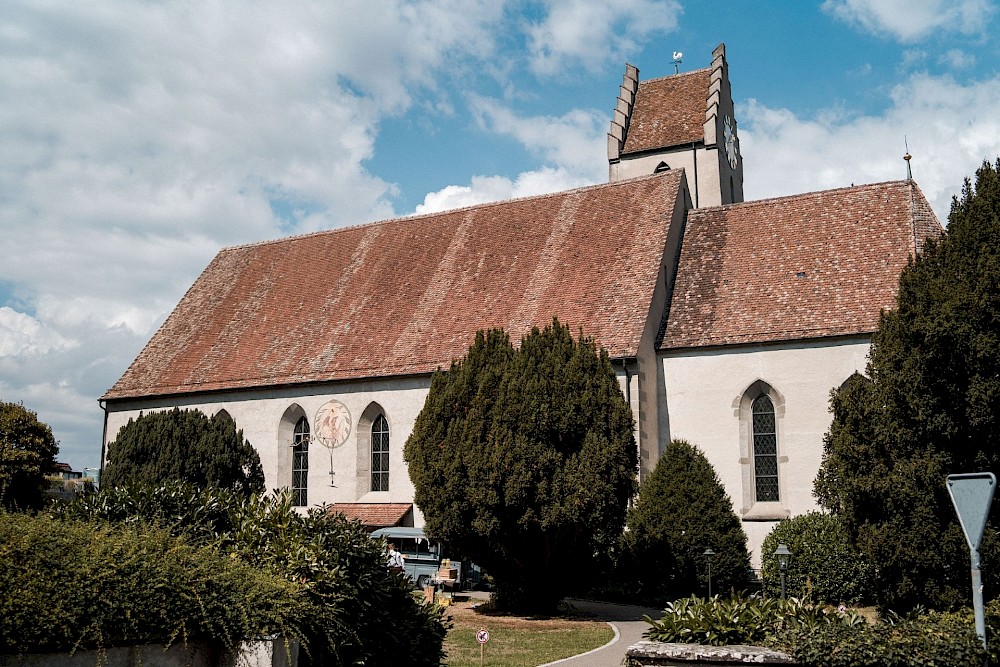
[314,399,352,448]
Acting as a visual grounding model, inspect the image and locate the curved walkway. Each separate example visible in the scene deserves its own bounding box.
[539,598,660,667]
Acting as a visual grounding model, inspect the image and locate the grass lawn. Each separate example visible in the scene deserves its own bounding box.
[442,596,614,667]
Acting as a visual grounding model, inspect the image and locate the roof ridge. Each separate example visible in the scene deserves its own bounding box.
[639,66,712,86]
[221,170,679,253]
[695,179,913,212]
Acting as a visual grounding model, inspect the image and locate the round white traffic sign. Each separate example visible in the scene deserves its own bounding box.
[476,629,490,644]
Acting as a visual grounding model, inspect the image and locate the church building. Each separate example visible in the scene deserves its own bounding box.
[101,44,942,565]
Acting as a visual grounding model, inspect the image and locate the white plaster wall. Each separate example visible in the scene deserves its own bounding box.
[104,366,651,527]
[612,148,724,208]
[630,172,692,480]
[660,337,871,566]
[104,375,433,525]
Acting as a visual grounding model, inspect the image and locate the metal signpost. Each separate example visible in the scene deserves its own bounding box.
[946,472,996,651]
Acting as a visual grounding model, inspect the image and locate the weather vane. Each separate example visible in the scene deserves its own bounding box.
[672,51,683,75]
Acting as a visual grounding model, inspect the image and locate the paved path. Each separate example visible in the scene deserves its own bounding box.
[538,598,661,667]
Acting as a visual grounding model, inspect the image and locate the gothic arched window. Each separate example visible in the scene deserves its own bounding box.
[752,394,778,502]
[292,416,310,506]
[371,414,389,491]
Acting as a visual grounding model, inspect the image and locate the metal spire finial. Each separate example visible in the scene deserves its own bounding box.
[904,136,913,181]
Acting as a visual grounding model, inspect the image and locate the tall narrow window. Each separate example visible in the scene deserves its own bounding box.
[752,395,778,502]
[371,414,389,491]
[292,416,309,506]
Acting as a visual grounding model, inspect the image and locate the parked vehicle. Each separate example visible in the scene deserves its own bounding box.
[370,526,453,589]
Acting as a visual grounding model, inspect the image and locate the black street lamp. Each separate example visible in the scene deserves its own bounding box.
[703,548,715,597]
[774,543,792,600]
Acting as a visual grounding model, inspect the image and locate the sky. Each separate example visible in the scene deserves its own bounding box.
[3,0,1000,471]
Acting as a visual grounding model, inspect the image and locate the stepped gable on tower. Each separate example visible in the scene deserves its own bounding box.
[660,180,943,350]
[609,44,743,206]
[614,67,711,157]
[103,170,688,401]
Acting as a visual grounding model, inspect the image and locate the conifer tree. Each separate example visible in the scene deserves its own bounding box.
[404,320,637,613]
[625,439,750,601]
[0,400,59,511]
[816,160,1000,610]
[104,408,264,496]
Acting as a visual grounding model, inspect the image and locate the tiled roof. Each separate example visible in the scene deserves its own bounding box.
[622,69,711,155]
[660,180,943,350]
[104,171,685,400]
[327,503,412,527]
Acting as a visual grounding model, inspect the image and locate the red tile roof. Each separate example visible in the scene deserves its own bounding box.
[104,171,685,400]
[660,180,943,349]
[622,69,711,155]
[327,503,412,527]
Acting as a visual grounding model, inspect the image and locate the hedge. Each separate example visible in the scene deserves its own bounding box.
[0,512,306,655]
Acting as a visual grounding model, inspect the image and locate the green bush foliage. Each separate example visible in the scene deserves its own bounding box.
[103,408,264,495]
[625,439,750,602]
[404,320,637,614]
[58,483,448,666]
[815,160,1000,611]
[643,593,865,646]
[0,400,58,511]
[759,513,874,605]
[0,512,306,655]
[782,609,987,667]
[642,594,1000,666]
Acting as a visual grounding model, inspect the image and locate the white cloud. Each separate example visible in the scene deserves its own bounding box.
[414,100,608,214]
[0,0,505,469]
[939,49,976,69]
[740,72,1000,223]
[822,0,996,41]
[415,168,590,214]
[470,97,609,176]
[527,0,681,75]
[0,307,75,357]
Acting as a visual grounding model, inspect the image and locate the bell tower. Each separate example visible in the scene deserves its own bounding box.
[608,43,743,207]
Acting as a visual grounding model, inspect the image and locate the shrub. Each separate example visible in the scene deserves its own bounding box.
[783,609,986,667]
[0,512,306,655]
[625,439,750,603]
[58,483,448,666]
[760,512,874,605]
[643,593,865,646]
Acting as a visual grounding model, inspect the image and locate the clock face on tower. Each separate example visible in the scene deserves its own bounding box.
[723,115,739,169]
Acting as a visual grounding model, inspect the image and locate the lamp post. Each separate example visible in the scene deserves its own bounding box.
[703,548,715,597]
[774,544,792,600]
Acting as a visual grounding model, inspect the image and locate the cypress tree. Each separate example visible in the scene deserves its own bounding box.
[816,160,1000,610]
[104,408,265,496]
[625,439,750,602]
[404,319,637,613]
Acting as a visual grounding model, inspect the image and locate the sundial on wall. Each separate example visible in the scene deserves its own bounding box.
[314,399,352,486]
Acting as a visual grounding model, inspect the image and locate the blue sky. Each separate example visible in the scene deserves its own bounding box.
[2,0,999,470]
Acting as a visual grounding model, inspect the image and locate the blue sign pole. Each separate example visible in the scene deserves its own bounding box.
[947,472,996,652]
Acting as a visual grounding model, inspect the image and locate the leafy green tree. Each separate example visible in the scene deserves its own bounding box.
[0,400,59,511]
[625,439,750,602]
[815,160,1000,611]
[404,320,638,613]
[104,408,264,495]
[760,512,874,605]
